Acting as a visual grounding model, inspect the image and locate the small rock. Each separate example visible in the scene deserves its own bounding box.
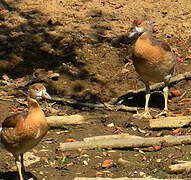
[24,152,40,167]
[107,122,114,127]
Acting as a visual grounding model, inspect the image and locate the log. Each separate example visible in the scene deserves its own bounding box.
[149,116,191,129]
[46,115,86,128]
[73,177,183,180]
[168,161,191,173]
[59,134,191,151]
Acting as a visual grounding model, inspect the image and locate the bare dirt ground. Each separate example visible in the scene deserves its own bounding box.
[0,0,191,179]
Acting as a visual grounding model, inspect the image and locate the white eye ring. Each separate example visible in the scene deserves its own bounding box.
[135,26,144,33]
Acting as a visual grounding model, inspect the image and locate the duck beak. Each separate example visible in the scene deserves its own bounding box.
[128,26,144,38]
[128,30,138,38]
[42,91,51,100]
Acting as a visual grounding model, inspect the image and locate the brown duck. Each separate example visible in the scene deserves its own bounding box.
[0,83,51,180]
[128,18,176,118]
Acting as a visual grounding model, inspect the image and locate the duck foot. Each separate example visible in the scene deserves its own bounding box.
[154,110,172,118]
[133,110,152,119]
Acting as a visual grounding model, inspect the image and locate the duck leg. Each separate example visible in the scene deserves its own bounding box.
[163,86,168,113]
[15,154,24,180]
[21,154,25,174]
[155,86,170,117]
[133,83,152,119]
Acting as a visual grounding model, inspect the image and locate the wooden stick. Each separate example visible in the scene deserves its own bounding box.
[59,135,191,151]
[46,115,86,128]
[168,161,191,173]
[74,177,183,180]
[149,116,191,129]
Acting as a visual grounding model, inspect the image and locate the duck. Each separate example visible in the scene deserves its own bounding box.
[0,83,51,180]
[128,18,176,118]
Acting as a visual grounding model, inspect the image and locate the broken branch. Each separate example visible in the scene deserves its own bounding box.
[59,134,191,151]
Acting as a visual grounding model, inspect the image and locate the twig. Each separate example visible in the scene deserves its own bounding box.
[149,116,191,129]
[59,134,191,151]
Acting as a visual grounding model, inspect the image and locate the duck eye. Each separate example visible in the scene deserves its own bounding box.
[35,88,40,92]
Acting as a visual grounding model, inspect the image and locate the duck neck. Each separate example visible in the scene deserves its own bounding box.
[27,96,41,112]
[140,30,152,41]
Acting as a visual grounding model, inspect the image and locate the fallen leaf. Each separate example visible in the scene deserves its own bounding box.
[156,131,163,137]
[177,102,185,106]
[7,152,13,157]
[0,91,7,96]
[67,162,74,166]
[113,127,123,134]
[102,159,113,168]
[79,149,86,157]
[171,90,181,97]
[63,152,71,157]
[2,74,10,81]
[187,108,191,112]
[57,112,64,116]
[96,74,102,79]
[186,55,191,60]
[32,148,38,154]
[41,157,48,163]
[79,5,86,11]
[176,58,184,62]
[153,145,161,151]
[10,166,17,171]
[106,172,114,177]
[181,98,191,102]
[171,113,184,117]
[172,128,182,135]
[12,107,25,113]
[114,4,122,9]
[142,156,147,161]
[17,77,26,83]
[48,70,54,74]
[168,153,174,159]
[96,171,104,177]
[65,138,76,142]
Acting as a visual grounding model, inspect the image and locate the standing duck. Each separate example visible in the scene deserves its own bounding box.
[0,83,51,180]
[128,18,176,118]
